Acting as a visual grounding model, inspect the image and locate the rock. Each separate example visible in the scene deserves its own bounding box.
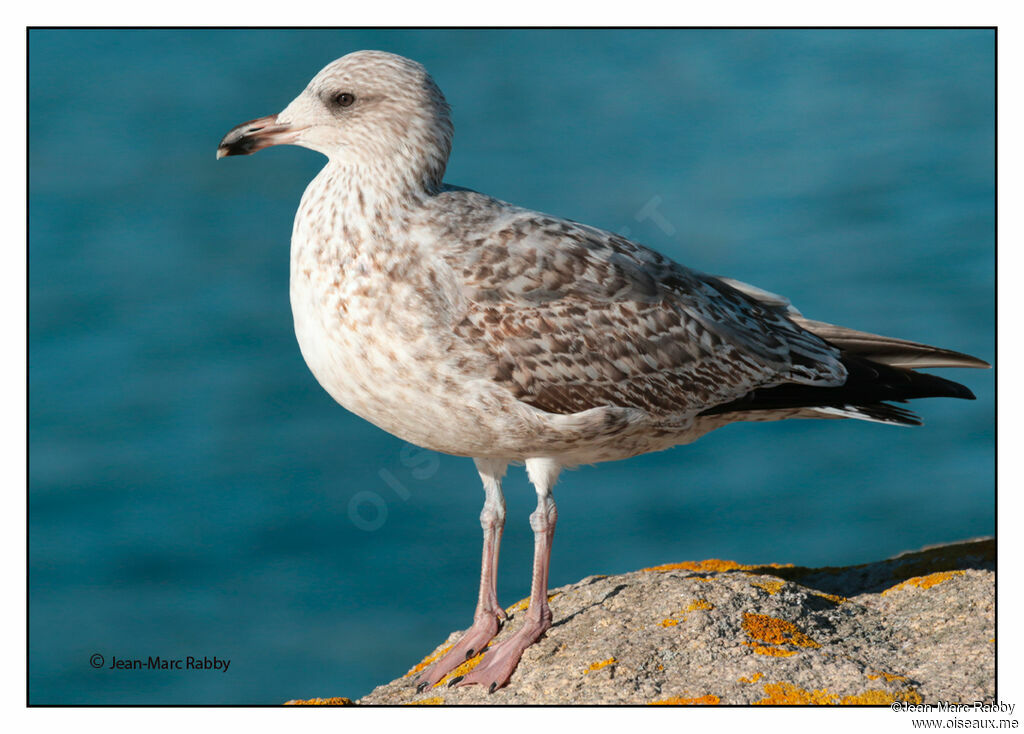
[348,538,993,705]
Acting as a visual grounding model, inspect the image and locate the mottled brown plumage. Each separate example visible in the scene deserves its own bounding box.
[427,193,848,420]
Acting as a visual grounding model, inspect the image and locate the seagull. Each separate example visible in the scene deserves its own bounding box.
[217,50,989,693]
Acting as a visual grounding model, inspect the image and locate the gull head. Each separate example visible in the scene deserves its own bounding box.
[217,50,454,188]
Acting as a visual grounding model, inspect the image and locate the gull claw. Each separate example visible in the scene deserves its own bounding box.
[453,614,551,693]
[413,612,502,689]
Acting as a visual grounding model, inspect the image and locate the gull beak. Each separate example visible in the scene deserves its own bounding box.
[216,115,303,159]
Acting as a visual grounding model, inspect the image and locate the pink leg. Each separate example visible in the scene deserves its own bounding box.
[456,458,561,693]
[415,459,508,690]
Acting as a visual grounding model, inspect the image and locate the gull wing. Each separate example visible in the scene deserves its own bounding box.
[431,193,846,417]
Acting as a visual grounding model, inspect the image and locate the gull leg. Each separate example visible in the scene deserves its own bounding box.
[456,457,561,693]
[415,458,508,690]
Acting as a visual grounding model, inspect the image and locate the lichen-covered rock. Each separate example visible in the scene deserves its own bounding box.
[344,539,993,705]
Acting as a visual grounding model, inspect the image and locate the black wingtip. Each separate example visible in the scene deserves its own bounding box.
[701,352,981,420]
[929,376,976,401]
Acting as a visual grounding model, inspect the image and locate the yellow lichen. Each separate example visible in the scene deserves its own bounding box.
[753,681,922,706]
[403,643,454,678]
[435,649,488,688]
[882,570,966,595]
[648,694,720,705]
[284,697,353,705]
[867,671,908,683]
[506,592,561,613]
[752,580,786,595]
[585,657,617,674]
[738,672,764,684]
[507,597,530,613]
[741,614,821,649]
[754,682,837,705]
[743,642,798,657]
[841,689,923,705]
[660,599,711,627]
[642,559,793,573]
[406,696,444,705]
[814,591,846,605]
[900,689,924,705]
[656,539,988,593]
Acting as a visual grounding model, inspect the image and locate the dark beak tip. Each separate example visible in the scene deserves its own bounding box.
[217,114,292,160]
[216,142,249,159]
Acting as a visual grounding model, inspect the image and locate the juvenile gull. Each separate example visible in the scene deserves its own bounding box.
[217,50,989,692]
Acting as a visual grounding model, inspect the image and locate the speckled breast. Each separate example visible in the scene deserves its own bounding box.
[287,238,506,457]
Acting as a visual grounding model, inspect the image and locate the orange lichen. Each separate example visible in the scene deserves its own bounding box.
[403,643,454,678]
[901,690,924,705]
[642,559,793,573]
[406,696,444,705]
[655,597,712,626]
[660,599,711,627]
[867,671,908,683]
[841,689,923,705]
[653,539,989,593]
[883,570,965,595]
[743,642,798,657]
[814,591,846,605]
[648,694,720,705]
[585,657,617,674]
[752,580,786,595]
[742,614,821,649]
[506,592,561,613]
[738,672,764,684]
[754,682,837,705]
[507,597,530,613]
[284,697,353,705]
[435,649,487,688]
[753,681,922,705]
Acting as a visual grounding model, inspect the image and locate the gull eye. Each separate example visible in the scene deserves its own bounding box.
[332,92,356,108]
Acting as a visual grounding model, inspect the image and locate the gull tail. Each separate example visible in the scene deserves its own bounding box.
[790,317,991,370]
[701,324,989,427]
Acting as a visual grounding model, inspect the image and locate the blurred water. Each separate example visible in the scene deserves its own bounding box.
[28,29,994,704]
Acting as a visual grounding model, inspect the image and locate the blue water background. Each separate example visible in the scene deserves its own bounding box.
[28,29,994,704]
